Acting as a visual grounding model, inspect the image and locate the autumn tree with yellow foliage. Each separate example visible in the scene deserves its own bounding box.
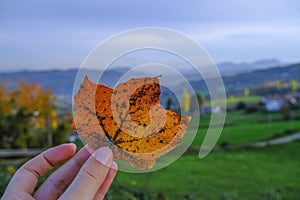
[290,80,298,93]
[0,81,69,148]
[181,90,190,113]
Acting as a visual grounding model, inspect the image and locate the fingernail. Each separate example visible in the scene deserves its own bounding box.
[68,143,77,150]
[85,144,95,154]
[94,147,113,166]
[111,161,118,170]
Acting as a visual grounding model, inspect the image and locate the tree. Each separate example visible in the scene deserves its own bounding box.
[281,105,291,120]
[190,93,204,113]
[236,101,246,110]
[290,80,298,93]
[181,90,190,113]
[52,113,73,146]
[165,98,173,110]
[244,88,250,97]
[275,80,281,90]
[0,108,32,148]
[0,81,57,148]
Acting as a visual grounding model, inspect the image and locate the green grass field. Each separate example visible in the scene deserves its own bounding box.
[105,110,300,199]
[205,96,263,107]
[226,96,263,105]
[110,141,300,200]
[1,110,300,199]
[193,110,300,148]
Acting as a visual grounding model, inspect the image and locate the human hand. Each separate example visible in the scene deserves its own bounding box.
[2,143,118,200]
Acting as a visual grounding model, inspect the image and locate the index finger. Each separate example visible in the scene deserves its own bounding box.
[3,143,76,196]
[34,145,91,199]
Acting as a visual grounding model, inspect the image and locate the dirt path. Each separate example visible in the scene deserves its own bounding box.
[253,133,300,147]
[0,149,43,158]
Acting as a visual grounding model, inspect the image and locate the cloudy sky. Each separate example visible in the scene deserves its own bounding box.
[0,0,300,71]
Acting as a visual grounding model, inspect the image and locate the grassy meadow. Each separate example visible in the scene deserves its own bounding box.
[1,108,300,199]
[107,110,300,200]
[110,141,300,200]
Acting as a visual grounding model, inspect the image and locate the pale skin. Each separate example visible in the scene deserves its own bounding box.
[2,144,118,200]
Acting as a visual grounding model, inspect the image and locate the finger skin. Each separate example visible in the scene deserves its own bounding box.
[34,146,91,200]
[59,147,113,200]
[94,161,118,200]
[2,144,76,200]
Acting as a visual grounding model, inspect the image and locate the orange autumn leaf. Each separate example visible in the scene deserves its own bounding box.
[72,76,191,169]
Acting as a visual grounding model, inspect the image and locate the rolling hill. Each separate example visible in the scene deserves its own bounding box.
[0,62,299,101]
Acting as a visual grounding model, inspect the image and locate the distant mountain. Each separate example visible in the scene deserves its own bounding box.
[0,69,77,97]
[216,58,282,77]
[0,60,299,101]
[0,68,124,101]
[190,62,300,96]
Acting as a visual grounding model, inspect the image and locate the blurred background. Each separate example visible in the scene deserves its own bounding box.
[1,0,300,199]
